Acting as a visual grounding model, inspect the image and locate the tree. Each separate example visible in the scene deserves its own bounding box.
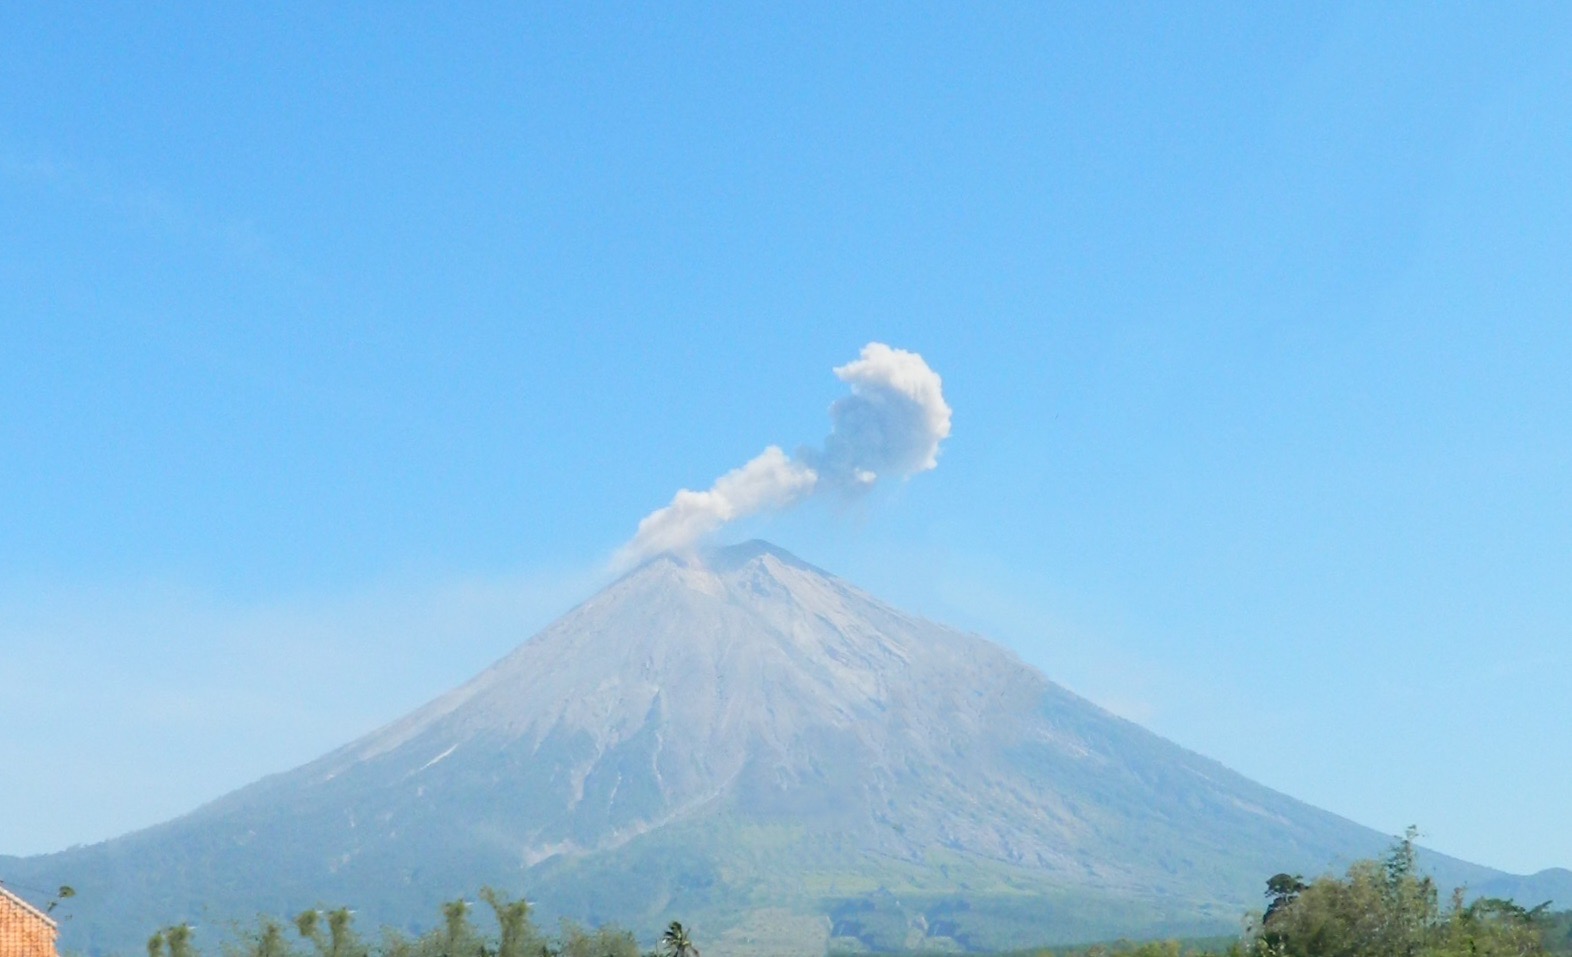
[479,888,539,957]
[297,908,366,957]
[248,918,293,957]
[659,922,697,957]
[1259,830,1438,957]
[148,924,195,957]
[1266,874,1309,923]
[137,891,653,957]
[558,921,637,957]
[1257,828,1552,957]
[1434,895,1550,957]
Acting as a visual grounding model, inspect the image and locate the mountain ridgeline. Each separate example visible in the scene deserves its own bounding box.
[4,542,1566,956]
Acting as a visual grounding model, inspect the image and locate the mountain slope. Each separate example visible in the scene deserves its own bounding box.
[2,543,1553,955]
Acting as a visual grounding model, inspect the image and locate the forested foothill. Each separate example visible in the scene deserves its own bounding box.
[101,832,1569,957]
[874,832,1572,957]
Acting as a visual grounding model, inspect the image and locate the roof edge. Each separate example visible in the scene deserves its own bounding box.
[0,882,59,929]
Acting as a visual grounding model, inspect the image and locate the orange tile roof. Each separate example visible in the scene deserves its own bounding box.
[0,883,59,957]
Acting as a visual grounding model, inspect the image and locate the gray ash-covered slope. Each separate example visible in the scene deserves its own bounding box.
[6,542,1564,955]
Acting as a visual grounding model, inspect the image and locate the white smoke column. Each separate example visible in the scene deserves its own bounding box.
[617,447,818,566]
[617,343,950,567]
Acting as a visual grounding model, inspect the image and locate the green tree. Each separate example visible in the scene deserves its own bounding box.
[169,925,197,957]
[376,898,486,957]
[440,899,481,957]
[1257,828,1552,957]
[659,922,696,957]
[296,908,365,957]
[1433,895,1549,957]
[142,891,647,957]
[1259,830,1437,957]
[245,918,294,957]
[1127,941,1182,957]
[558,921,637,957]
[479,888,539,957]
[1266,875,1309,924]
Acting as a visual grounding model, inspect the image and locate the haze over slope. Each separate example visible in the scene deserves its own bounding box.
[5,542,1562,955]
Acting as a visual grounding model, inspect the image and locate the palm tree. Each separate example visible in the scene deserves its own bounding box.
[480,887,535,957]
[660,922,697,957]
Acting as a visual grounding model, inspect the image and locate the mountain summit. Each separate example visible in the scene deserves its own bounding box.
[4,543,1555,955]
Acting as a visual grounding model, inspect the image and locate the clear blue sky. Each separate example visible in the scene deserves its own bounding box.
[3,4,1570,875]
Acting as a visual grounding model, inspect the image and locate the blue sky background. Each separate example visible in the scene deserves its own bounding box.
[3,3,1570,875]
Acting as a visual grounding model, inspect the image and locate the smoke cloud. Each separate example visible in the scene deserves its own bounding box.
[814,341,953,488]
[618,343,951,567]
[618,446,819,561]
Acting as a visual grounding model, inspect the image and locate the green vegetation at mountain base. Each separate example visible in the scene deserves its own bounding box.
[846,832,1572,957]
[1252,828,1564,957]
[137,890,679,957]
[89,830,1570,957]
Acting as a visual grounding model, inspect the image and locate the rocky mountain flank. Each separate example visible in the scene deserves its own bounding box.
[6,542,1565,956]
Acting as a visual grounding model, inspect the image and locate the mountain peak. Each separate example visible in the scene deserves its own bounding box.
[8,543,1535,957]
[699,539,821,573]
[632,539,829,578]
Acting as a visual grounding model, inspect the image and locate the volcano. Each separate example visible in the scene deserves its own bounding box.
[5,542,1564,955]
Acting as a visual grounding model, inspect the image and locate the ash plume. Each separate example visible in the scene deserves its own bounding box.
[618,342,951,567]
[617,446,819,562]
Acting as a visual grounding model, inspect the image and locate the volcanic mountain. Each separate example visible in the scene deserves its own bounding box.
[5,542,1565,955]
